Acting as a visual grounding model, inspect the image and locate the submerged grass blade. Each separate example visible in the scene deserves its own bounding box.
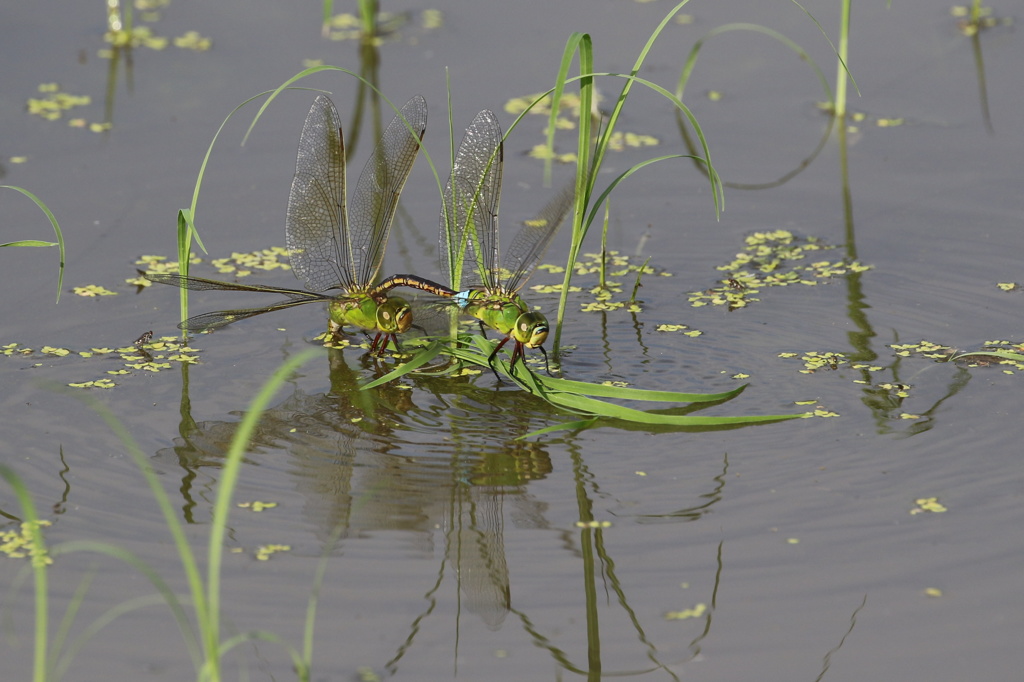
[1,185,66,303]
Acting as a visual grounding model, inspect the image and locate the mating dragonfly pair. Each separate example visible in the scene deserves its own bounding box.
[147,94,573,377]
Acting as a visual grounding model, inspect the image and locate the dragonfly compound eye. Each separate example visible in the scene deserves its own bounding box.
[517,312,549,348]
[377,298,413,333]
[395,306,413,333]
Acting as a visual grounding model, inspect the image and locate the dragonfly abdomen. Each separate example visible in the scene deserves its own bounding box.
[371,274,456,302]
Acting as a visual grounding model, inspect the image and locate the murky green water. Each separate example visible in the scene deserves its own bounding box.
[2,1,1022,680]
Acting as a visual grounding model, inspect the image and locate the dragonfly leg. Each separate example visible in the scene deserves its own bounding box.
[535,344,552,376]
[508,340,526,376]
[370,332,400,355]
[487,335,512,382]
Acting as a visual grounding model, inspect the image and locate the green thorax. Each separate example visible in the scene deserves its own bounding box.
[329,294,412,334]
[461,290,549,348]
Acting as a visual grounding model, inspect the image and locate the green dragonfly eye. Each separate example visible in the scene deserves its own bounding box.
[516,312,549,348]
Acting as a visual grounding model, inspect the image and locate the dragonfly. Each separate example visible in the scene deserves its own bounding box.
[379,109,573,376]
[147,94,428,353]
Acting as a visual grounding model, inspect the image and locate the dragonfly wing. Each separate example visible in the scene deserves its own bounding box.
[146,273,332,300]
[286,95,349,293]
[440,176,486,290]
[501,181,574,294]
[178,297,328,333]
[440,110,503,291]
[348,95,427,288]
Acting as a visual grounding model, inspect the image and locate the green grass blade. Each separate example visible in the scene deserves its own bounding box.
[360,340,446,389]
[51,593,174,682]
[439,338,802,427]
[174,209,193,332]
[207,630,308,682]
[51,539,201,670]
[204,347,323,677]
[72,394,211,673]
[545,32,592,188]
[189,90,284,222]
[789,0,859,102]
[321,0,332,37]
[1,185,66,303]
[0,466,50,682]
[48,569,95,681]
[952,349,1024,363]
[1,240,58,247]
[543,391,807,426]
[525,418,601,437]
[581,153,706,231]
[675,23,834,107]
[534,376,746,403]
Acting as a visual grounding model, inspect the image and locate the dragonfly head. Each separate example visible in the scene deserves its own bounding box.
[377,296,413,334]
[515,311,549,349]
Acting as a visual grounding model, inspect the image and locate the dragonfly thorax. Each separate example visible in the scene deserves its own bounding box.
[329,295,411,334]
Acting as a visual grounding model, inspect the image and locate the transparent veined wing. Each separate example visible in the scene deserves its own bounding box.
[347,94,428,288]
[500,182,574,295]
[440,109,503,291]
[286,95,349,292]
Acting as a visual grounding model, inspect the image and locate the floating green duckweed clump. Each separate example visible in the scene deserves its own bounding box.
[210,247,292,276]
[237,501,278,512]
[890,340,954,360]
[26,84,91,121]
[2,338,200,388]
[690,230,872,310]
[0,520,52,566]
[129,249,290,287]
[778,350,848,373]
[814,102,906,130]
[254,544,291,561]
[73,284,117,297]
[505,91,660,164]
[128,254,202,287]
[173,31,212,51]
[532,251,673,315]
[656,324,701,337]
[910,497,947,514]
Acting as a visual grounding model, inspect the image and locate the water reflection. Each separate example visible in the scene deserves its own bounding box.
[156,348,554,628]
[151,346,742,675]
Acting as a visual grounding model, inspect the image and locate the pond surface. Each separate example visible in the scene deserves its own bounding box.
[2,1,1023,680]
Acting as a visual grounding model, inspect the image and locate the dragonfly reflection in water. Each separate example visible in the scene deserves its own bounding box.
[147,94,428,353]
[378,109,574,376]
